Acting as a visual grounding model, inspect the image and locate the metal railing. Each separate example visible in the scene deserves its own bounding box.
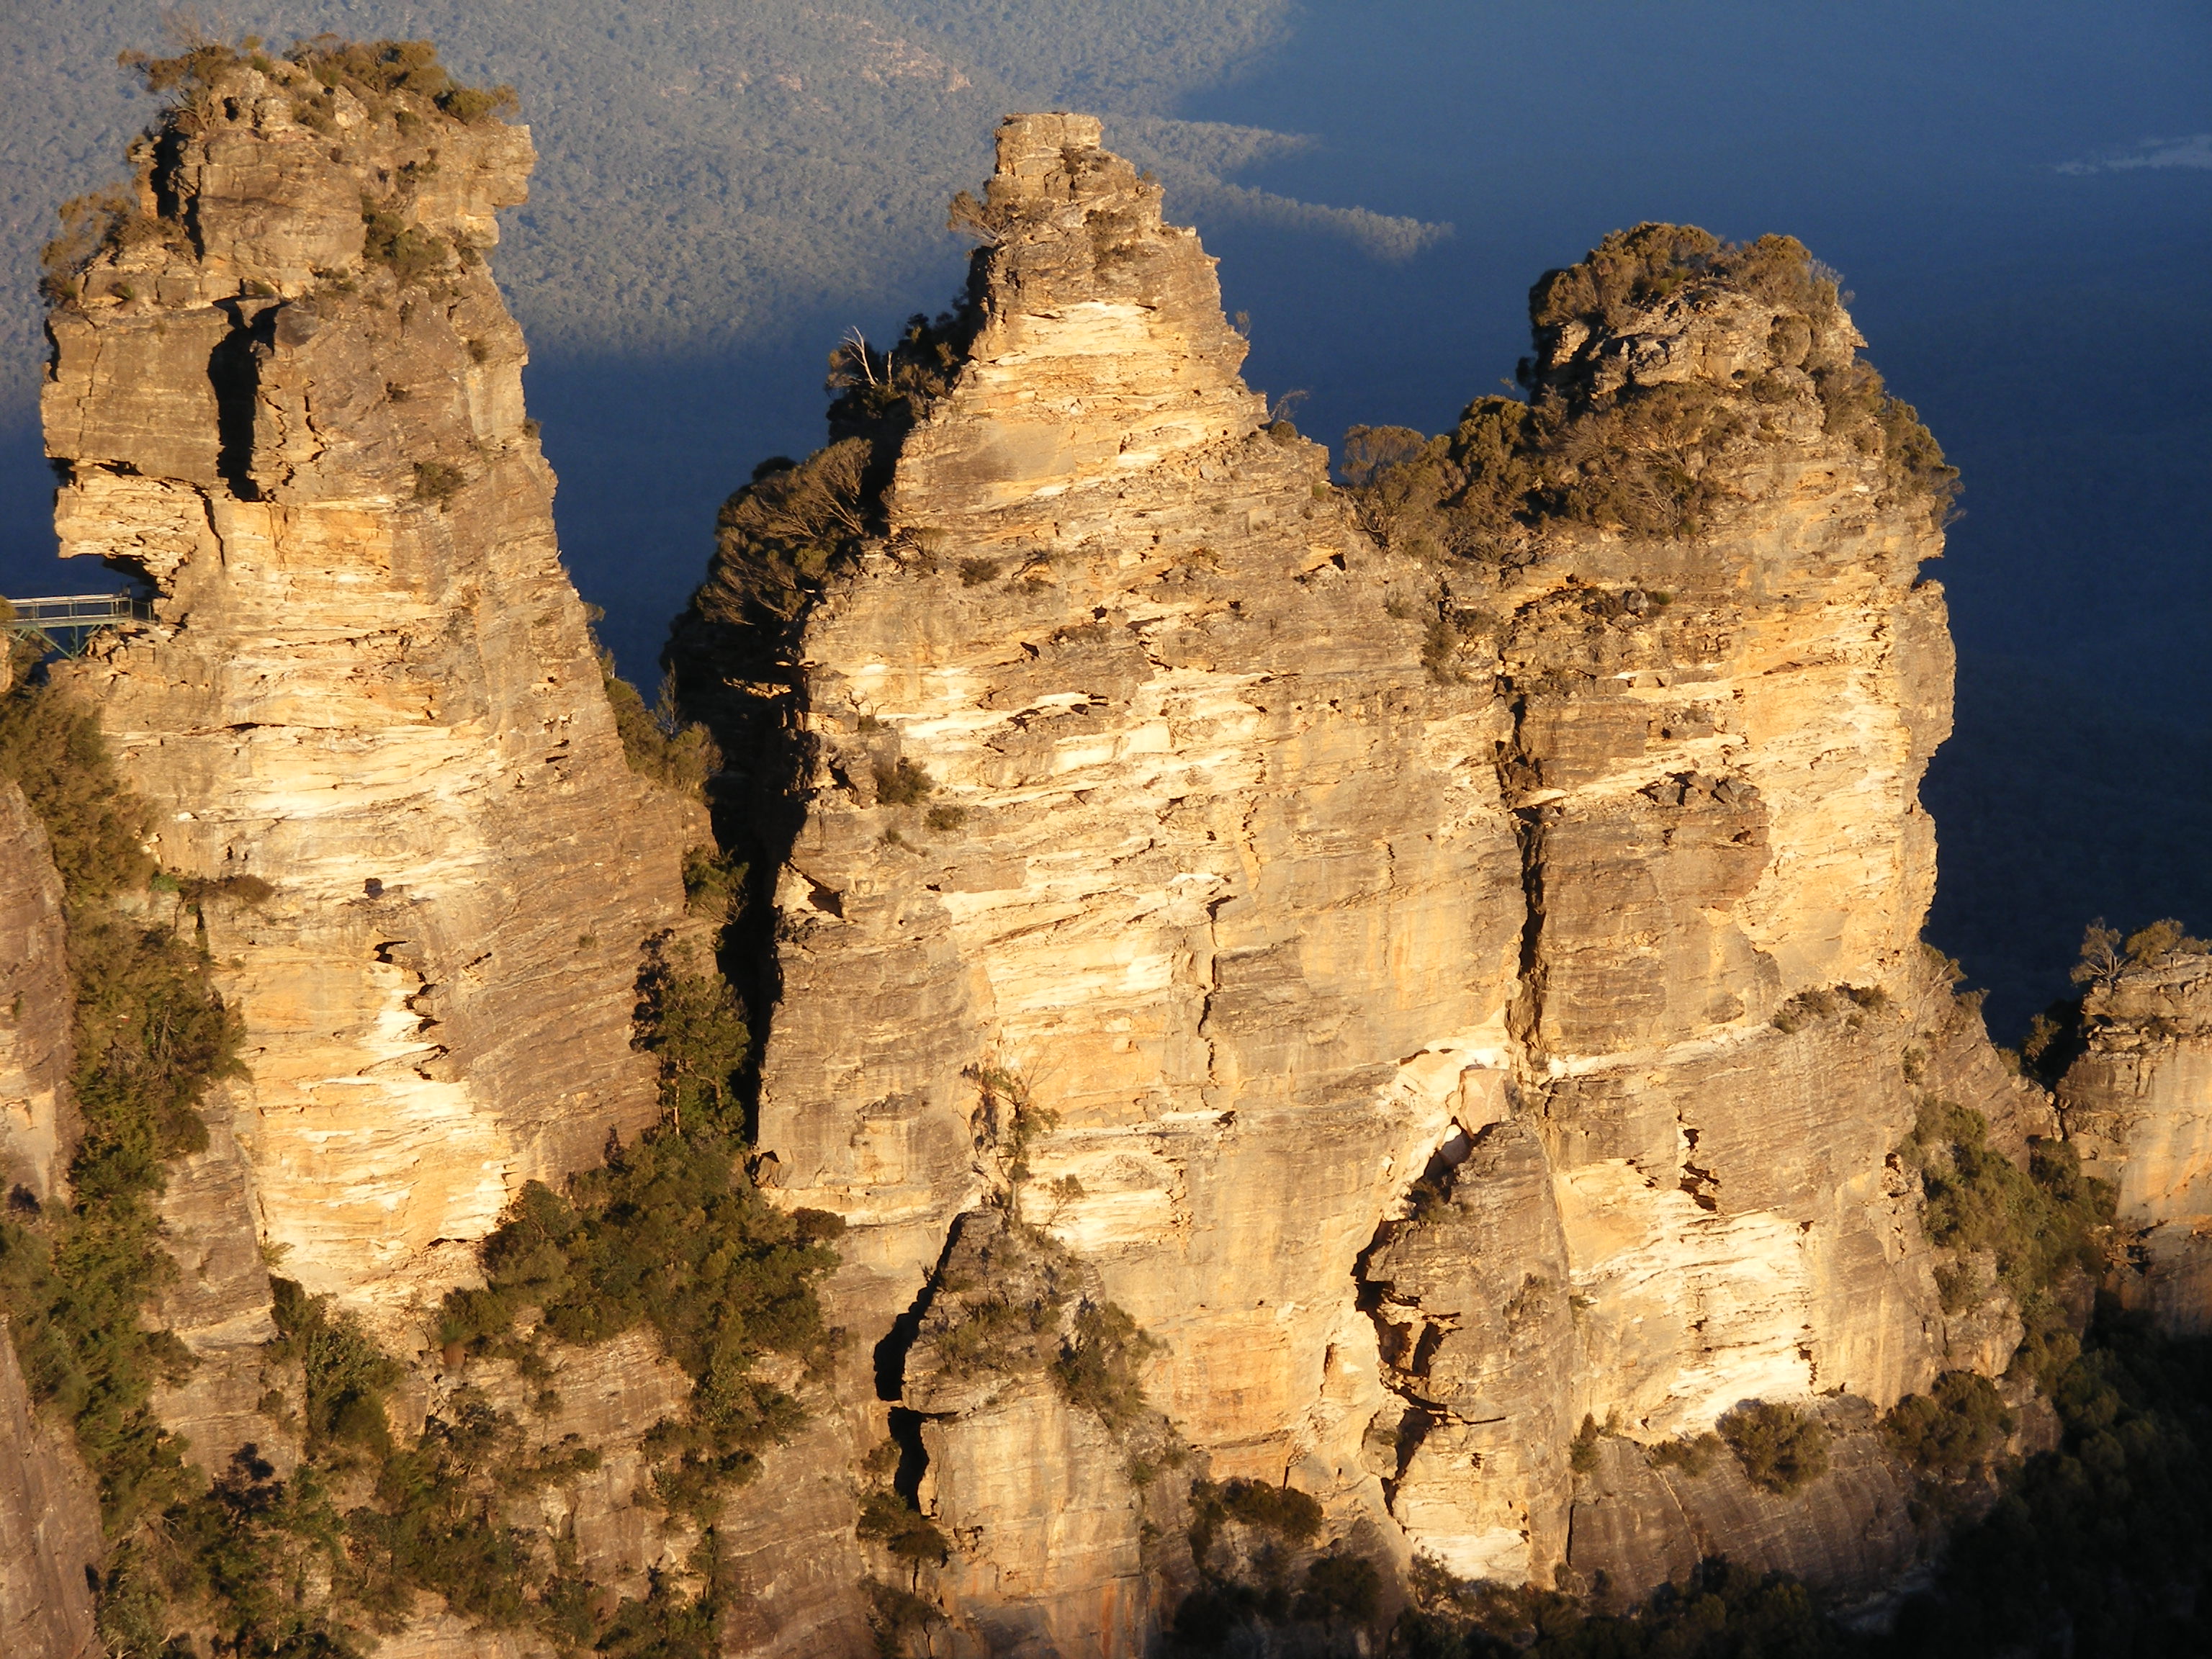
[2,592,154,655]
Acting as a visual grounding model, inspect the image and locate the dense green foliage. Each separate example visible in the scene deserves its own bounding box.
[633,943,751,1133]
[1716,1401,1830,1496]
[434,1127,842,1518]
[1050,1300,1162,1431]
[599,637,721,801]
[0,647,151,896]
[1396,1555,1843,1659]
[1647,1431,1725,1478]
[1881,1370,2013,1480]
[1882,1306,2212,1655]
[693,441,875,631]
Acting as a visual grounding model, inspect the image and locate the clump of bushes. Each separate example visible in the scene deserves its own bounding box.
[366,208,452,287]
[1717,1400,1830,1496]
[827,308,978,445]
[1398,1552,1841,1658]
[873,756,933,805]
[692,441,873,629]
[601,651,721,800]
[858,1488,950,1567]
[270,1277,403,1459]
[433,1126,842,1518]
[1648,1430,1726,1478]
[1051,1301,1162,1431]
[1884,1370,2014,1480]
[1885,1303,2212,1654]
[633,938,750,1132]
[411,458,465,506]
[1897,1098,2113,1388]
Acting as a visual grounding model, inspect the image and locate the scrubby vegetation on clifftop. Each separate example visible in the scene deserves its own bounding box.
[1341,224,1958,566]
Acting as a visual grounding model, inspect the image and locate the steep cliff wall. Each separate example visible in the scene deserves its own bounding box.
[671,117,2036,1652]
[40,52,694,1320]
[0,1331,104,1659]
[2061,946,2212,1330]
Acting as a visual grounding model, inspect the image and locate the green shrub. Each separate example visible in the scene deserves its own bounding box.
[0,662,153,899]
[633,941,750,1132]
[1398,1552,1843,1658]
[1648,1431,1725,1477]
[1050,1300,1161,1430]
[433,1127,840,1518]
[1570,1412,1605,1474]
[873,757,934,805]
[681,843,747,922]
[269,1277,403,1460]
[411,458,465,506]
[862,1575,946,1657]
[693,441,873,628]
[0,669,240,1535]
[1718,1401,1830,1495]
[1884,1370,2014,1479]
[826,308,978,444]
[924,804,968,832]
[1295,1552,1380,1624]
[858,1489,950,1565]
[367,210,453,287]
[1342,222,1959,573]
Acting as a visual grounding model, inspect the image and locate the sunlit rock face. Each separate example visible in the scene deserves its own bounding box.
[2062,950,2212,1331]
[40,67,692,1315]
[673,116,2029,1651]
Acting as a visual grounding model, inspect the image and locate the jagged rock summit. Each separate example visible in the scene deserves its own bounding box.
[662,116,2047,1650]
[0,80,2116,1659]
[40,46,694,1318]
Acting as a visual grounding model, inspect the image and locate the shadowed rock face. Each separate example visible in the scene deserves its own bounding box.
[2062,951,2212,1329]
[0,701,75,1205]
[0,1334,103,1659]
[40,66,693,1318]
[669,116,2044,1650]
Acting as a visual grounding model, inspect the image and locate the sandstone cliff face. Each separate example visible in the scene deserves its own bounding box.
[675,117,2027,1651]
[2061,950,2212,1330]
[0,1331,104,1659]
[41,64,693,1320]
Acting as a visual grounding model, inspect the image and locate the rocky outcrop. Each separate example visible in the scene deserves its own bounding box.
[8,76,2067,1654]
[667,117,2028,1650]
[2060,949,2212,1330]
[40,58,694,1318]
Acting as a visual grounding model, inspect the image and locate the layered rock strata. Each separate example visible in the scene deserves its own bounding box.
[2060,950,2212,1330]
[671,116,2034,1650]
[41,63,693,1316]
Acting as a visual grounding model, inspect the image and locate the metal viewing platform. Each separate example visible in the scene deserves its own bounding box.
[2,592,154,655]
